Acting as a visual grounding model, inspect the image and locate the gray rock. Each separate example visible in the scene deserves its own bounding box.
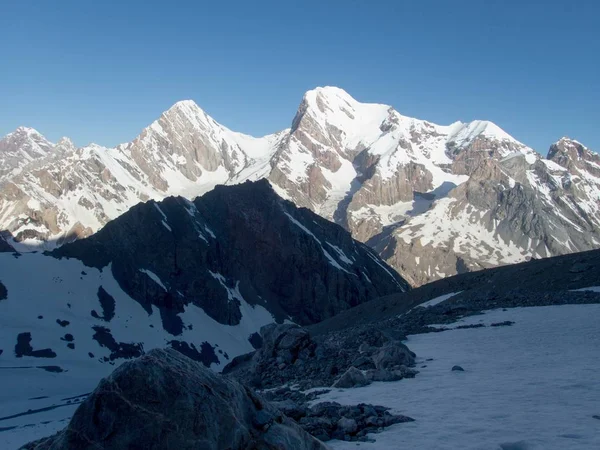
[372,341,415,369]
[337,417,358,434]
[333,366,369,388]
[365,368,404,382]
[23,349,327,450]
[452,365,465,371]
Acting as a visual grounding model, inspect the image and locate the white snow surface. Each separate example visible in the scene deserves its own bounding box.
[316,304,600,450]
[0,252,276,448]
[417,291,461,308]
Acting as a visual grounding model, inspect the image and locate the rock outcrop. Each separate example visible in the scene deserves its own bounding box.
[23,349,328,450]
[224,322,416,390]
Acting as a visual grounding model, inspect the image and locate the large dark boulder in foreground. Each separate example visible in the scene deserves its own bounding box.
[23,349,328,450]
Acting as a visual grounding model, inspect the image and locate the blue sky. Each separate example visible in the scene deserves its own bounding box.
[1,0,598,153]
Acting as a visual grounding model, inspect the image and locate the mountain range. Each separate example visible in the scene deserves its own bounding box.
[1,86,599,285]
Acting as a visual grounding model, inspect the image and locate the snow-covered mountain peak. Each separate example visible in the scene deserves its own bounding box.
[10,126,44,137]
[307,86,390,120]
[0,126,56,179]
[448,120,520,147]
[2,126,52,147]
[55,137,76,152]
[547,137,599,180]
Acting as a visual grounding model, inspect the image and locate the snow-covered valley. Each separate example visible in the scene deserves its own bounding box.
[319,304,600,450]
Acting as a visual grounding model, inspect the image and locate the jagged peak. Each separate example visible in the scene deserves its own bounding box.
[151,99,217,134]
[548,136,597,162]
[292,86,391,135]
[168,99,202,112]
[56,136,75,148]
[4,126,47,140]
[553,136,587,149]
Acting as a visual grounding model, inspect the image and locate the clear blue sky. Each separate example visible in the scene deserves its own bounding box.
[1,0,598,154]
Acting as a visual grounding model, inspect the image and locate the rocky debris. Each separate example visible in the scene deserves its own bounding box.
[91,326,143,362]
[225,323,417,391]
[23,349,328,450]
[265,388,414,443]
[452,365,465,372]
[490,321,515,327]
[297,402,413,442]
[0,279,6,301]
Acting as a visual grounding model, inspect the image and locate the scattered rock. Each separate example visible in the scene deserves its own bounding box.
[491,321,515,327]
[298,401,413,442]
[37,365,64,373]
[60,334,74,342]
[56,319,70,327]
[456,323,485,329]
[452,365,465,372]
[14,332,56,358]
[91,326,143,361]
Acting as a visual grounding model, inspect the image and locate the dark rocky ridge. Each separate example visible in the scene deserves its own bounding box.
[309,247,600,335]
[0,233,14,252]
[52,180,408,334]
[23,349,328,450]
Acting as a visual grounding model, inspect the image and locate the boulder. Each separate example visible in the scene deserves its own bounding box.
[332,366,370,388]
[261,323,313,364]
[372,341,415,370]
[337,417,358,435]
[452,365,465,372]
[23,349,327,450]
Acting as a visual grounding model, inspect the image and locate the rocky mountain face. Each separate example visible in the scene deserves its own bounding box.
[374,138,600,285]
[2,87,599,285]
[54,179,407,328]
[0,103,286,249]
[0,127,55,179]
